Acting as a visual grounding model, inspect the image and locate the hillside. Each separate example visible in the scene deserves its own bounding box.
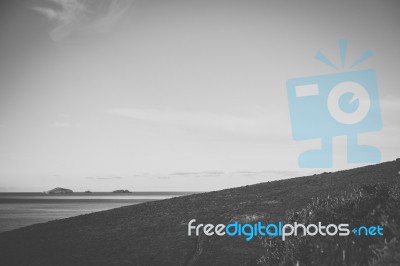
[0,159,399,266]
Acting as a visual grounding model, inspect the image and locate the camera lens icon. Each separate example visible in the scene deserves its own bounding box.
[328,81,371,125]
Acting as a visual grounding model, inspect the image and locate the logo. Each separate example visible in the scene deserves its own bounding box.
[187,219,383,241]
[286,39,382,168]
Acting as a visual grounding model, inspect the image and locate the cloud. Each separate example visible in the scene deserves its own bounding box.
[137,170,315,181]
[168,170,312,179]
[171,171,225,178]
[85,176,123,180]
[51,121,74,128]
[33,0,133,42]
[155,175,171,180]
[107,108,284,140]
[33,0,87,41]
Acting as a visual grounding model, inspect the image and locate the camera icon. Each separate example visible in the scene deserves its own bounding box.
[287,69,382,168]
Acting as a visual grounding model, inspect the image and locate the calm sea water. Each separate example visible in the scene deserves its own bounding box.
[0,192,192,233]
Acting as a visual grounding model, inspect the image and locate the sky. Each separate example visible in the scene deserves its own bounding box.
[0,0,399,192]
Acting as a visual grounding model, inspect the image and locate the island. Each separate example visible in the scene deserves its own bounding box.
[112,189,131,193]
[44,187,73,194]
[84,190,92,193]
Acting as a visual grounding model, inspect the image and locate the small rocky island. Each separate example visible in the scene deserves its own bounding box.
[112,189,131,193]
[44,187,73,194]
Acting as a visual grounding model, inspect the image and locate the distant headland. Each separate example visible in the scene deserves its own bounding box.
[44,187,73,194]
[43,188,133,194]
[112,189,131,193]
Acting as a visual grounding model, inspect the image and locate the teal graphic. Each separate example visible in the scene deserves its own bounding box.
[287,40,382,168]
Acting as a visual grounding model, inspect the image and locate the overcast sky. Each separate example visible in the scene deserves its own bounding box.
[0,0,399,192]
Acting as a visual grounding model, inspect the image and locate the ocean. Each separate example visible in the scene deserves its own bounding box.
[0,192,193,233]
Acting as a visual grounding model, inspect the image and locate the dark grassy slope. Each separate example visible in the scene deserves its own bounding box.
[0,159,399,266]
